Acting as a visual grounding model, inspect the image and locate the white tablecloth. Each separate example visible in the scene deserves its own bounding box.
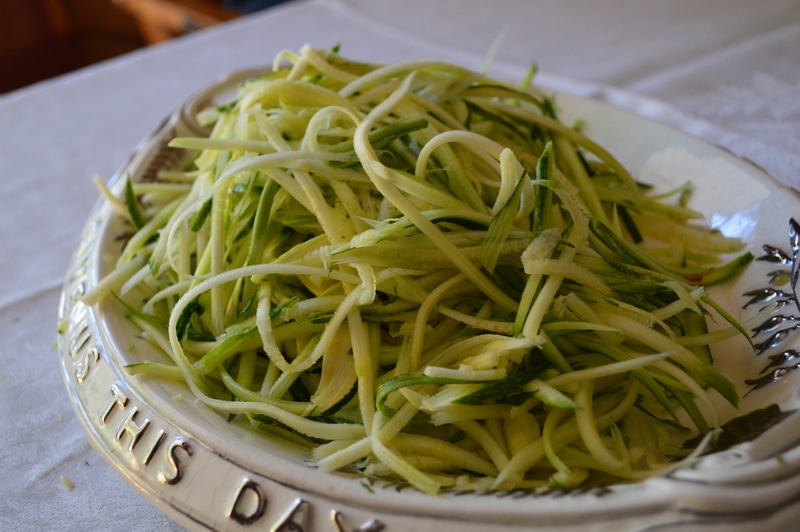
[2,1,799,529]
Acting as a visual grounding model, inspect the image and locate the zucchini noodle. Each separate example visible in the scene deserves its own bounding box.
[86,44,756,494]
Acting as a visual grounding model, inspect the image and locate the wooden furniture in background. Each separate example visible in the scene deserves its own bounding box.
[0,0,238,94]
[112,0,238,45]
[0,0,144,93]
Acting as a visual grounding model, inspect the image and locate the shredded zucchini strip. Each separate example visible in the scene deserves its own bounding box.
[89,44,754,494]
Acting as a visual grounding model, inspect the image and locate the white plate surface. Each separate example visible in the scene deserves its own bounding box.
[58,75,800,531]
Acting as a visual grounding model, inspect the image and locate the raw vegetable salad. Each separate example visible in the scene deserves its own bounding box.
[85,44,757,494]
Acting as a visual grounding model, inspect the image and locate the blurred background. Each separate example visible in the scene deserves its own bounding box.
[0,0,292,94]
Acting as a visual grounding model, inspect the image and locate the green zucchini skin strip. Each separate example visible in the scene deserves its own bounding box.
[88,44,756,494]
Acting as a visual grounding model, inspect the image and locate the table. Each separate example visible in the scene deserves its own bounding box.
[2,1,800,529]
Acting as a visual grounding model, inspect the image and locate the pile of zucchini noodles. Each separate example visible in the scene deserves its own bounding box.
[86,44,757,494]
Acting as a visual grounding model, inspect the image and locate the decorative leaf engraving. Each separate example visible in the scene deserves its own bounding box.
[754,325,800,355]
[790,218,800,256]
[757,244,792,264]
[766,269,791,285]
[707,404,791,448]
[746,364,800,391]
[742,288,792,308]
[746,219,800,390]
[764,349,800,371]
[751,314,799,335]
